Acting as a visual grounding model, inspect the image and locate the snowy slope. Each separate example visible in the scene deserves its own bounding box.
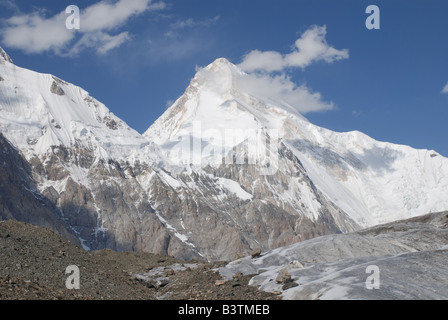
[283,121,448,227]
[0,50,151,162]
[144,58,302,169]
[144,58,448,228]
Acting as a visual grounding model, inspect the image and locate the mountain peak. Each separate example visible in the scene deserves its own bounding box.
[203,57,245,76]
[207,57,234,68]
[186,57,246,97]
[0,46,13,64]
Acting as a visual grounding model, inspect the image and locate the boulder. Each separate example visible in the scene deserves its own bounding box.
[275,269,292,284]
[251,248,262,258]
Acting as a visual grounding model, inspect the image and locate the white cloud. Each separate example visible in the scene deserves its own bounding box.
[442,82,448,94]
[352,110,361,117]
[0,0,165,55]
[1,11,72,54]
[141,15,220,61]
[80,0,153,32]
[234,72,334,114]
[171,15,220,30]
[165,16,220,37]
[239,25,349,73]
[148,1,167,11]
[233,25,347,115]
[68,31,131,56]
[0,0,21,13]
[97,32,131,54]
[238,50,284,73]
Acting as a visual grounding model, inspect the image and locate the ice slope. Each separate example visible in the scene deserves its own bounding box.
[0,50,151,162]
[144,58,302,168]
[284,122,448,227]
[218,211,448,299]
[144,58,448,228]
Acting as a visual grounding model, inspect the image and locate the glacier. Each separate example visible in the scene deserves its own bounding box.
[218,211,448,299]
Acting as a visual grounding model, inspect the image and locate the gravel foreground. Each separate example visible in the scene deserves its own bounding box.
[0,219,278,300]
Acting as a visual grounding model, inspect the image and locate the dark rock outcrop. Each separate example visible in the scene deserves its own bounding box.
[50,81,65,96]
[0,133,78,244]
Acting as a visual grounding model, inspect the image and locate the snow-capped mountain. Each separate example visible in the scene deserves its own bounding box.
[0,46,154,161]
[0,47,186,256]
[145,57,448,228]
[1,46,448,261]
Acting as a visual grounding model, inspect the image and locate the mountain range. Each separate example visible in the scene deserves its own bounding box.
[1,46,448,261]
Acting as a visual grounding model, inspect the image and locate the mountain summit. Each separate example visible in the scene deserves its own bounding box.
[143,58,248,145]
[1,52,448,260]
[0,46,13,64]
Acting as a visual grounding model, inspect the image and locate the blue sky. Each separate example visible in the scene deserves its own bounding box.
[1,0,448,156]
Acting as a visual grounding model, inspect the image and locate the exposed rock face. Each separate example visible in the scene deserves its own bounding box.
[0,133,78,244]
[25,142,200,260]
[0,46,13,64]
[50,81,65,96]
[142,149,358,261]
[1,125,354,260]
